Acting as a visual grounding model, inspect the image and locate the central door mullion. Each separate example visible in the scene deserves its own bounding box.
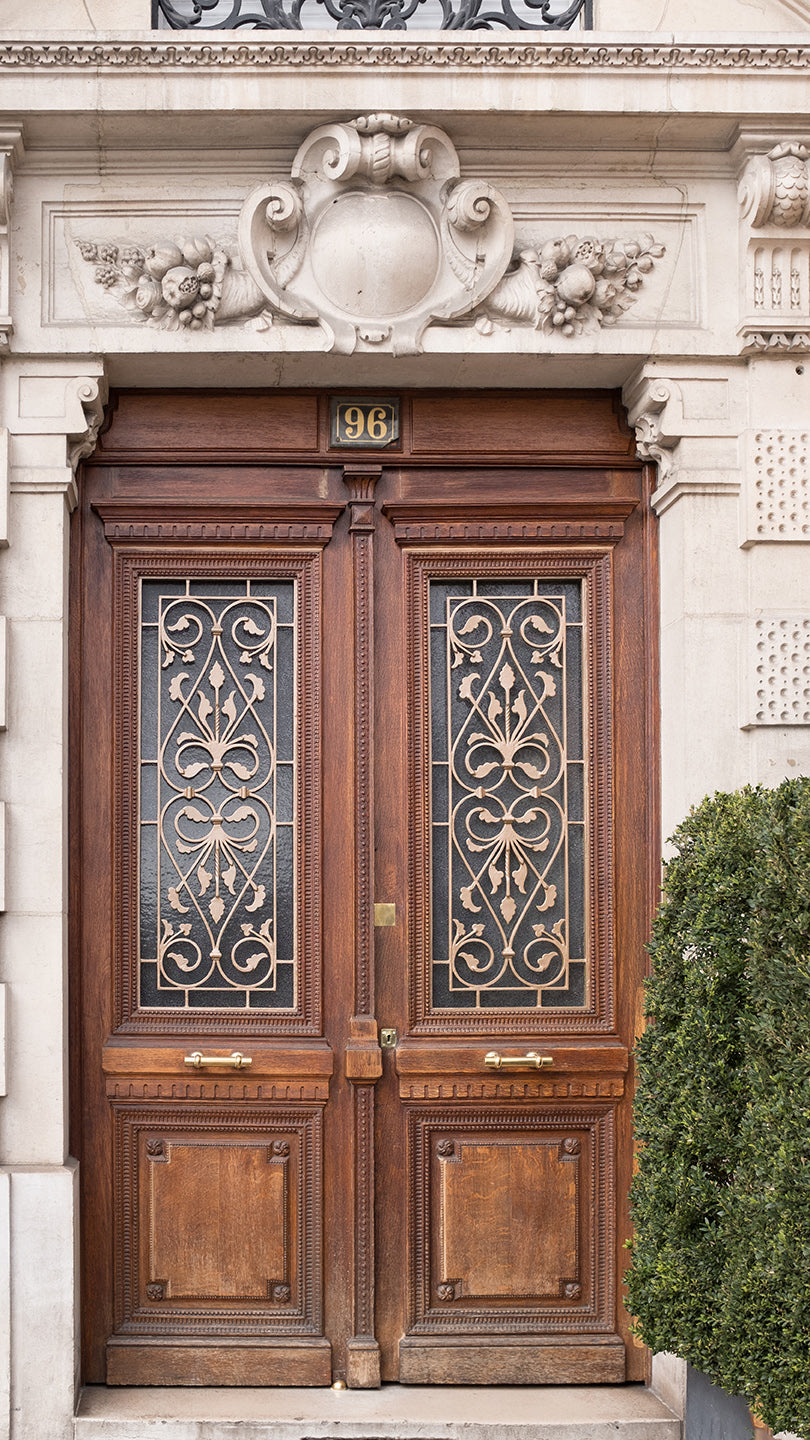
[343,464,384,1388]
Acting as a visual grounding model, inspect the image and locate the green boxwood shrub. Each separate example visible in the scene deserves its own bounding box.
[627,779,810,1439]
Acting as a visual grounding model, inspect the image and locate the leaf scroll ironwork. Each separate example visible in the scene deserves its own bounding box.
[432,586,587,1011]
[140,586,296,1010]
[153,0,590,31]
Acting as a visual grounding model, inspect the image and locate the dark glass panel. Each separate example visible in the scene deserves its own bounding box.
[430,580,473,626]
[140,626,159,757]
[275,824,294,964]
[432,762,449,826]
[275,627,294,764]
[139,582,296,1012]
[141,580,184,625]
[476,581,533,598]
[540,959,587,1008]
[433,963,475,1010]
[568,822,586,958]
[560,581,582,624]
[188,580,248,597]
[268,962,295,1009]
[566,625,584,763]
[252,580,295,626]
[140,763,158,824]
[430,628,448,763]
[140,961,184,1009]
[480,987,536,1009]
[567,761,585,825]
[139,827,158,960]
[188,987,247,1008]
[275,763,294,824]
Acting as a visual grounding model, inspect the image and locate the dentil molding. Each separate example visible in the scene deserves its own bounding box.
[73,114,666,357]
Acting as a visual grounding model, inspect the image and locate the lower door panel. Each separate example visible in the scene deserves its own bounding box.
[398,1105,624,1384]
[106,1100,330,1386]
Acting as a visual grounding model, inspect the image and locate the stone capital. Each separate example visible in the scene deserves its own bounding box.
[734,133,810,357]
[1,360,107,512]
[623,364,745,516]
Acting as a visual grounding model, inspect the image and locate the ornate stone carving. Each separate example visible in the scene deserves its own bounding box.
[739,142,810,230]
[0,127,24,354]
[75,236,268,333]
[238,114,514,355]
[624,378,680,483]
[66,376,108,471]
[476,233,665,338]
[738,141,810,356]
[5,41,810,71]
[75,182,665,354]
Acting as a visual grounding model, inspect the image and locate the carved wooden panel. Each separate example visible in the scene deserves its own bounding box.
[112,545,328,1035]
[407,1107,615,1335]
[112,1105,323,1336]
[404,548,614,1035]
[438,1138,579,1301]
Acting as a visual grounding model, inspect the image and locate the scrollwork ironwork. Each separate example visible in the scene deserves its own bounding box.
[152,0,590,32]
[140,584,297,1010]
[431,584,588,1011]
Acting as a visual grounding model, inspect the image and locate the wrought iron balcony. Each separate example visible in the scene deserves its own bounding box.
[153,0,591,31]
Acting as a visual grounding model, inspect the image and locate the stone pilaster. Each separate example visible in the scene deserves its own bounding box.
[0,359,106,1440]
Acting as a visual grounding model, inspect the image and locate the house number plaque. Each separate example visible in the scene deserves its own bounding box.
[331,398,400,448]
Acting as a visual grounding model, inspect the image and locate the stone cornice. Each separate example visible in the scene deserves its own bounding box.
[2,38,810,72]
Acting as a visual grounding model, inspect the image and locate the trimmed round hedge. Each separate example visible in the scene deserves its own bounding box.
[627,779,810,1439]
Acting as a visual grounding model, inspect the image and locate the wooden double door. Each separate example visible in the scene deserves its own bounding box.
[73,390,656,1388]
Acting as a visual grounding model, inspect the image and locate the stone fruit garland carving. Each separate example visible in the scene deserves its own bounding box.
[77,227,665,343]
[74,115,665,350]
[476,232,666,336]
[76,236,268,331]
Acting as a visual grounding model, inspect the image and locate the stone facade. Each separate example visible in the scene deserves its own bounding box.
[1,2,809,1435]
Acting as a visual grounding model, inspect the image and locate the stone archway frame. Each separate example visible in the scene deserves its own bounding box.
[238,113,515,357]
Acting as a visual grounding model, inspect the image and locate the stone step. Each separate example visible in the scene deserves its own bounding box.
[75,1384,681,1440]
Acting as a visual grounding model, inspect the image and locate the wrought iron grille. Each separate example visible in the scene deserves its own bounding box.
[153,0,591,31]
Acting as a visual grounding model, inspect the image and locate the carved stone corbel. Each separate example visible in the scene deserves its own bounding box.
[737,139,810,355]
[238,113,514,356]
[624,376,681,486]
[0,127,24,354]
[623,365,744,517]
[65,375,108,472]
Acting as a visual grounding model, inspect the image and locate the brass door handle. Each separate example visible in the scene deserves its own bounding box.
[484,1050,553,1070]
[183,1051,253,1070]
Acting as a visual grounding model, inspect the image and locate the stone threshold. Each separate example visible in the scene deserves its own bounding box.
[75,1383,681,1440]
